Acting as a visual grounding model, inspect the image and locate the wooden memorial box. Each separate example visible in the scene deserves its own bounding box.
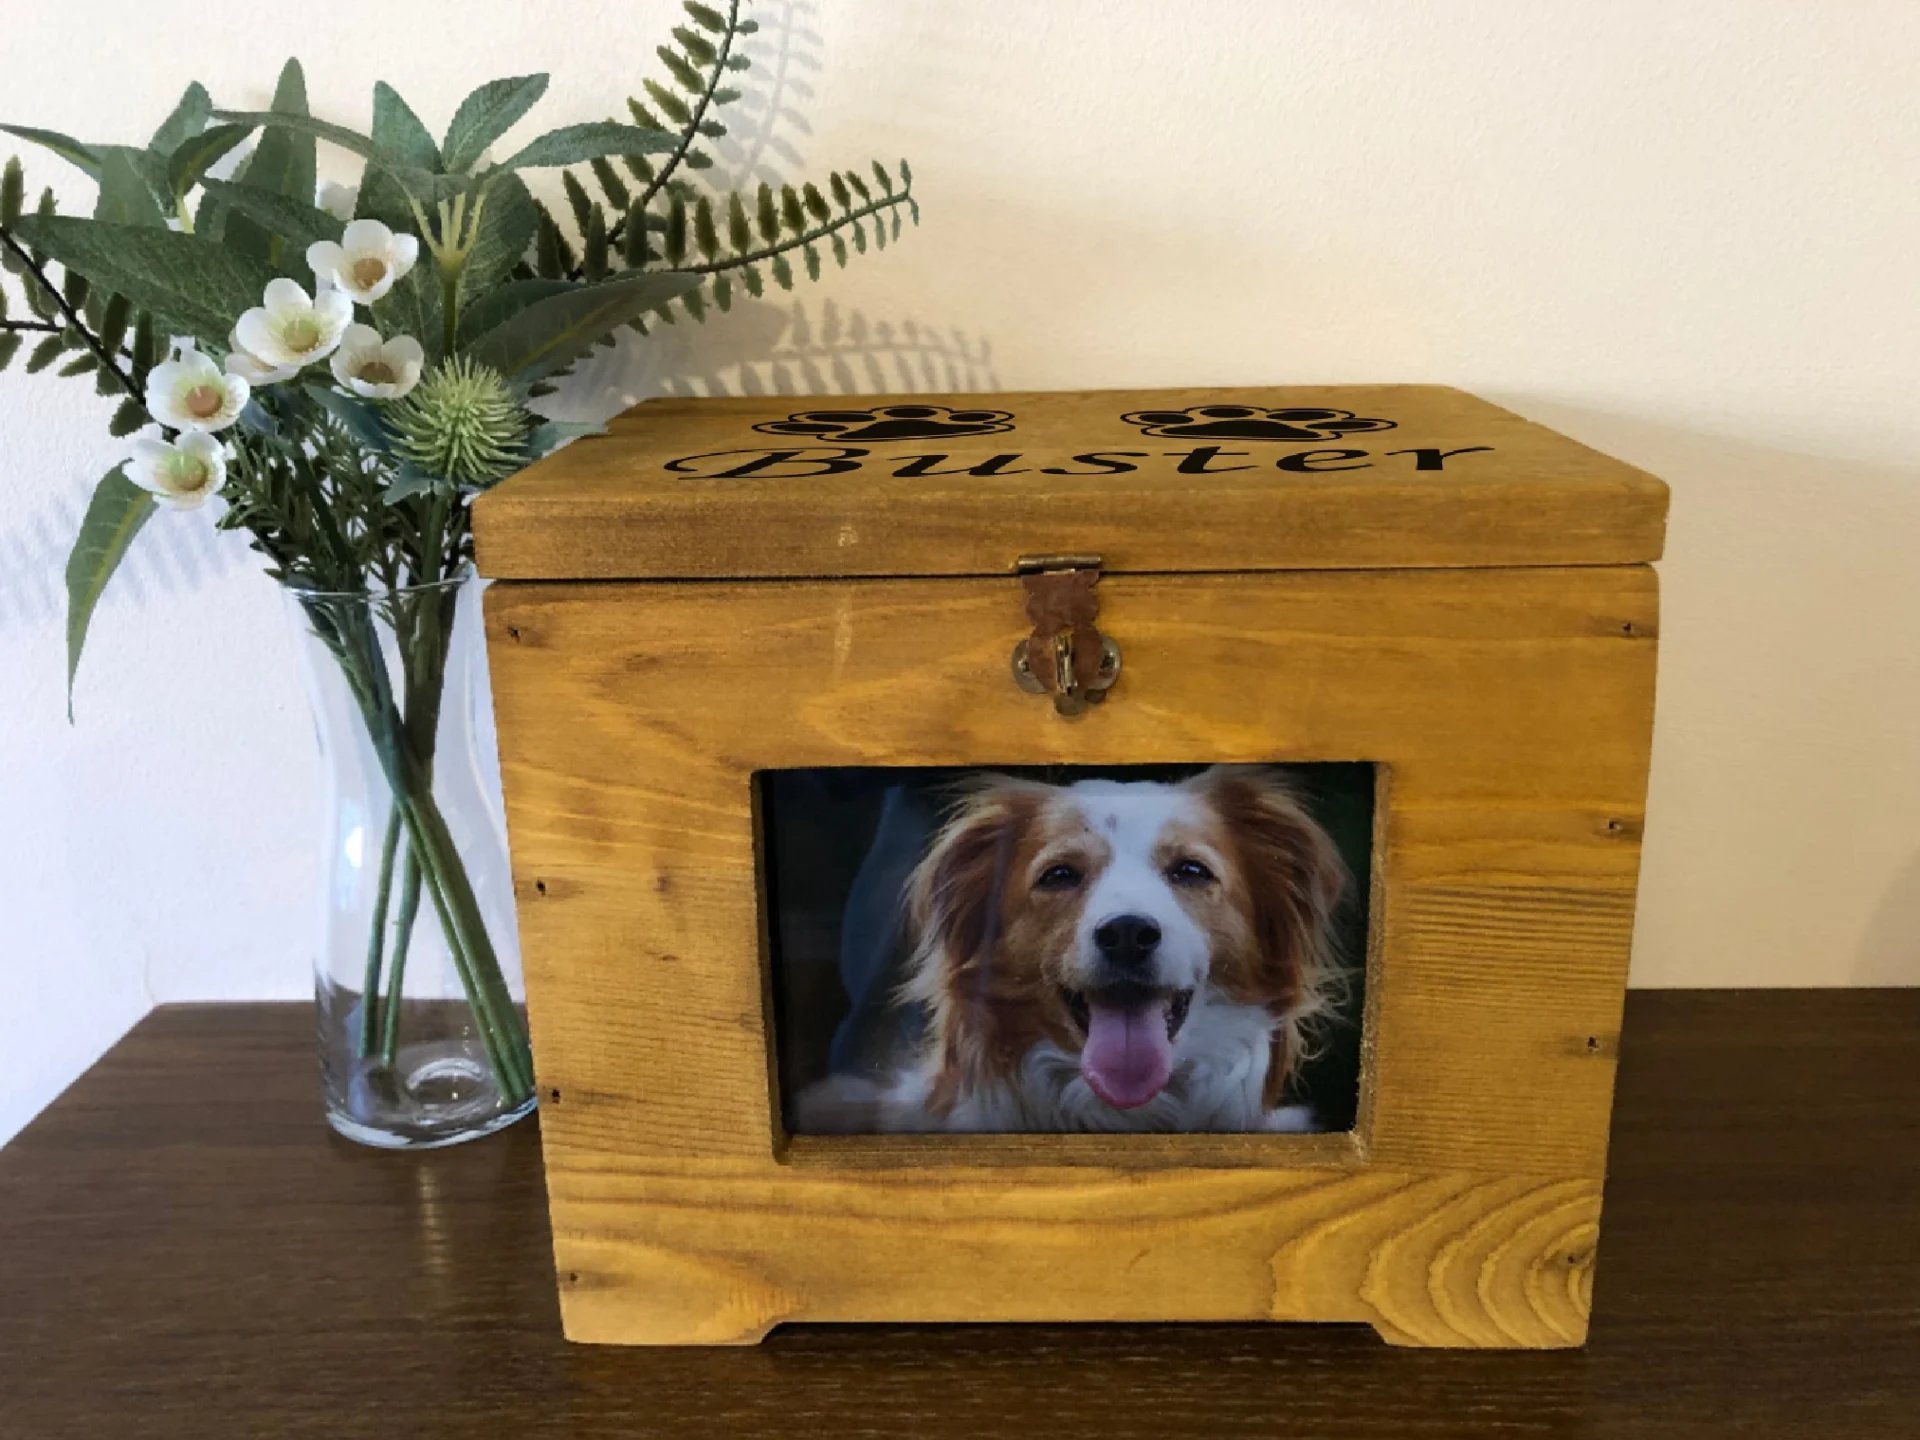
[472,386,1666,1349]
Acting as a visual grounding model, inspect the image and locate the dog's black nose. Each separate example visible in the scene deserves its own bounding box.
[1093,914,1162,970]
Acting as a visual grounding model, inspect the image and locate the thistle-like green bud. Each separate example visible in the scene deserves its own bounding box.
[386,355,528,489]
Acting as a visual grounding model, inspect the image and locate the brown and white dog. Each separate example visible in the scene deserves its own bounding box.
[864,766,1349,1133]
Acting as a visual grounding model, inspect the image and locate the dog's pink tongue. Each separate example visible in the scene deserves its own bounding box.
[1081,995,1174,1110]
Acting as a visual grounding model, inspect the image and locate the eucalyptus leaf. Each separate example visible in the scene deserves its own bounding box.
[10,213,276,348]
[166,123,254,202]
[149,82,213,155]
[0,124,99,177]
[495,121,678,173]
[442,75,549,174]
[65,464,155,718]
[462,269,701,379]
[198,177,342,253]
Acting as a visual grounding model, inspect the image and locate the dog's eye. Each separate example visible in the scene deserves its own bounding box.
[1035,863,1082,891]
[1167,858,1216,885]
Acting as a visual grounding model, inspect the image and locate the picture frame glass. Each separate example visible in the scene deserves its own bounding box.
[761,762,1374,1136]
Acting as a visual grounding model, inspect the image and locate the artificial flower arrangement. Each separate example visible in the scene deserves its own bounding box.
[0,0,917,1144]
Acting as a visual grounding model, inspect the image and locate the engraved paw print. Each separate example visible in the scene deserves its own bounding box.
[1120,404,1397,441]
[754,405,1015,442]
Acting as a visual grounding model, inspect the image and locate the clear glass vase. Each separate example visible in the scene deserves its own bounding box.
[288,572,536,1148]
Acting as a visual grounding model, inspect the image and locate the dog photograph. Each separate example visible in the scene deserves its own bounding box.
[764,763,1373,1136]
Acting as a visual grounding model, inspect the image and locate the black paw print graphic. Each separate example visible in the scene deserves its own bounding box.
[754,405,1015,442]
[1120,404,1397,441]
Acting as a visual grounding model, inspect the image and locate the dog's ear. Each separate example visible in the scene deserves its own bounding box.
[1192,767,1349,1106]
[901,779,1047,1114]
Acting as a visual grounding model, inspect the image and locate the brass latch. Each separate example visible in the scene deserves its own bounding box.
[1010,554,1121,716]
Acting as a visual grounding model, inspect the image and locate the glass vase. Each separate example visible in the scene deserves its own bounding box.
[288,572,536,1148]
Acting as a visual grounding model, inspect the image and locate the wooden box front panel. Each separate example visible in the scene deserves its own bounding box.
[484,565,1658,1348]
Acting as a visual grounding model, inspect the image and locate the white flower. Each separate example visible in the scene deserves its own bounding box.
[318,181,358,223]
[329,324,424,400]
[307,219,419,306]
[225,331,299,387]
[234,279,353,371]
[144,340,249,433]
[127,433,228,510]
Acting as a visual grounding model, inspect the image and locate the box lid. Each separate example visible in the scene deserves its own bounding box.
[471,385,1667,580]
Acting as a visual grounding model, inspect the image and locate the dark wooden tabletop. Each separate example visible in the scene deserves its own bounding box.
[1,991,1915,1438]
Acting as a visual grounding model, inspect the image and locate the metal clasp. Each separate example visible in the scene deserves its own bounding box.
[1010,554,1121,717]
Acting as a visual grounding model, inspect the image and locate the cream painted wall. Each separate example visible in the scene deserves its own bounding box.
[3,0,1917,1144]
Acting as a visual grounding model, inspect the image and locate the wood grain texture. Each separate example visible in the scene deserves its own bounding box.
[4,995,1919,1439]
[483,564,1659,1347]
[469,386,1669,579]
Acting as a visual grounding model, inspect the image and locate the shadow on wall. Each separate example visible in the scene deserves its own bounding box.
[0,0,998,632]
[1505,399,1920,988]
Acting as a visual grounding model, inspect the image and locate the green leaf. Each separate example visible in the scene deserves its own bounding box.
[98,293,132,356]
[846,170,871,203]
[692,195,718,259]
[9,213,277,348]
[462,269,702,379]
[108,396,148,436]
[561,170,595,237]
[802,182,830,223]
[525,418,605,460]
[382,462,439,504]
[872,161,894,195]
[684,1,727,32]
[354,82,440,233]
[368,265,442,362]
[755,182,778,243]
[25,334,62,372]
[673,26,718,67]
[771,254,793,291]
[781,185,805,236]
[803,243,820,282]
[442,74,549,175]
[0,157,22,225]
[583,206,608,280]
[198,176,343,253]
[456,277,574,346]
[0,124,99,177]
[149,82,213,155]
[712,271,731,311]
[641,81,692,129]
[830,231,847,268]
[496,122,678,173]
[829,173,851,211]
[623,199,649,267]
[307,384,391,451]
[588,156,630,213]
[462,171,538,296]
[658,47,705,94]
[221,60,316,266]
[66,464,155,718]
[94,148,169,228]
[58,352,97,377]
[664,195,688,264]
[726,191,750,252]
[740,263,762,298]
[0,333,18,370]
[166,123,253,203]
[680,287,706,322]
